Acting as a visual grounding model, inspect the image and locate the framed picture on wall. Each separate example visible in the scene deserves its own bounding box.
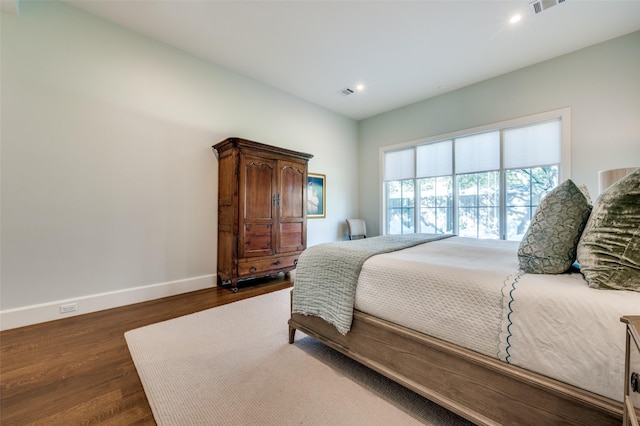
[307,173,326,218]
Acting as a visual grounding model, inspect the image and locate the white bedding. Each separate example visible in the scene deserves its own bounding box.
[354,236,640,402]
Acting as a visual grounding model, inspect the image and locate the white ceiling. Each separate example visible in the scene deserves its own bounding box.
[28,1,640,119]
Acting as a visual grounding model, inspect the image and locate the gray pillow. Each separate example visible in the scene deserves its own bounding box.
[577,169,640,292]
[518,179,592,274]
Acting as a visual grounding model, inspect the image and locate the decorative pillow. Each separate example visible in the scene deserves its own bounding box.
[518,179,592,274]
[577,169,640,292]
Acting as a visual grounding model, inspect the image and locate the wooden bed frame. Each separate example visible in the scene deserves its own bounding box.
[289,303,624,425]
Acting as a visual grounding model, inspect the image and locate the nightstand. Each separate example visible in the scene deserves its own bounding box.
[621,315,640,426]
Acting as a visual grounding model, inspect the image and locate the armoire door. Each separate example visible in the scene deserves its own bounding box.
[277,160,306,253]
[239,154,277,258]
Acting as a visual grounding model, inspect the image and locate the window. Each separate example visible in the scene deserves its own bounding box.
[382,109,569,240]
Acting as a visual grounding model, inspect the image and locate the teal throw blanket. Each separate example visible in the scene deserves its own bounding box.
[292,234,452,335]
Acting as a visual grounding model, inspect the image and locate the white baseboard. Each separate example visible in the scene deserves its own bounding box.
[0,275,217,331]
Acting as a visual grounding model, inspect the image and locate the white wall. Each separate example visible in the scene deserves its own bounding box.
[358,31,640,236]
[3,3,637,330]
[0,1,358,328]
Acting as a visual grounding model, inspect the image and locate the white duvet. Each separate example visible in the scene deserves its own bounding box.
[354,237,640,402]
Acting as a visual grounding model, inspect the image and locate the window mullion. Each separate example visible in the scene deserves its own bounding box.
[499,130,506,240]
[414,177,418,234]
[452,139,458,236]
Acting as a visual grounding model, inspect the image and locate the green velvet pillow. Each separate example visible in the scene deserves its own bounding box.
[518,179,592,274]
[577,169,640,292]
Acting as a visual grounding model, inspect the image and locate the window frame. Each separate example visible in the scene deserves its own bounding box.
[379,107,572,238]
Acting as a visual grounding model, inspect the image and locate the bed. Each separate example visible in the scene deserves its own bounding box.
[287,170,640,425]
[288,236,639,425]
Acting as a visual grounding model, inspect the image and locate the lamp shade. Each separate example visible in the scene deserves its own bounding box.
[598,167,639,193]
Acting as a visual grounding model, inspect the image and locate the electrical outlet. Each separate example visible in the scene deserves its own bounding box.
[60,303,78,314]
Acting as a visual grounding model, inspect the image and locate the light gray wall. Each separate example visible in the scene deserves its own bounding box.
[2,2,638,320]
[358,31,640,236]
[0,1,358,311]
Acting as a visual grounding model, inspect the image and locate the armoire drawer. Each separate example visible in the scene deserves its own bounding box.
[238,255,299,276]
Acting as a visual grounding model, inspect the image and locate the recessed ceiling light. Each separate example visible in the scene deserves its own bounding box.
[356,84,365,91]
[510,14,522,24]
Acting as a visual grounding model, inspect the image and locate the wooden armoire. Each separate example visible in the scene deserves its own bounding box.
[213,138,313,292]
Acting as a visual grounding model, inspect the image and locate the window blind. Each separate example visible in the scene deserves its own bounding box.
[416,140,452,178]
[503,119,561,168]
[455,131,500,174]
[384,149,414,180]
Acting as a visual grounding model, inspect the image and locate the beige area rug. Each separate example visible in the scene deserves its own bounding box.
[125,289,472,425]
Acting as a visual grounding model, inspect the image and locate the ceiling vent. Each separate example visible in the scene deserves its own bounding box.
[340,87,354,96]
[530,0,565,14]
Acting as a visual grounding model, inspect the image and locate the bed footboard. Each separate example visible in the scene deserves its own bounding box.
[289,311,622,426]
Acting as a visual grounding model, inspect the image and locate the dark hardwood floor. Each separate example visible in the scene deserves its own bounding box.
[0,278,292,425]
